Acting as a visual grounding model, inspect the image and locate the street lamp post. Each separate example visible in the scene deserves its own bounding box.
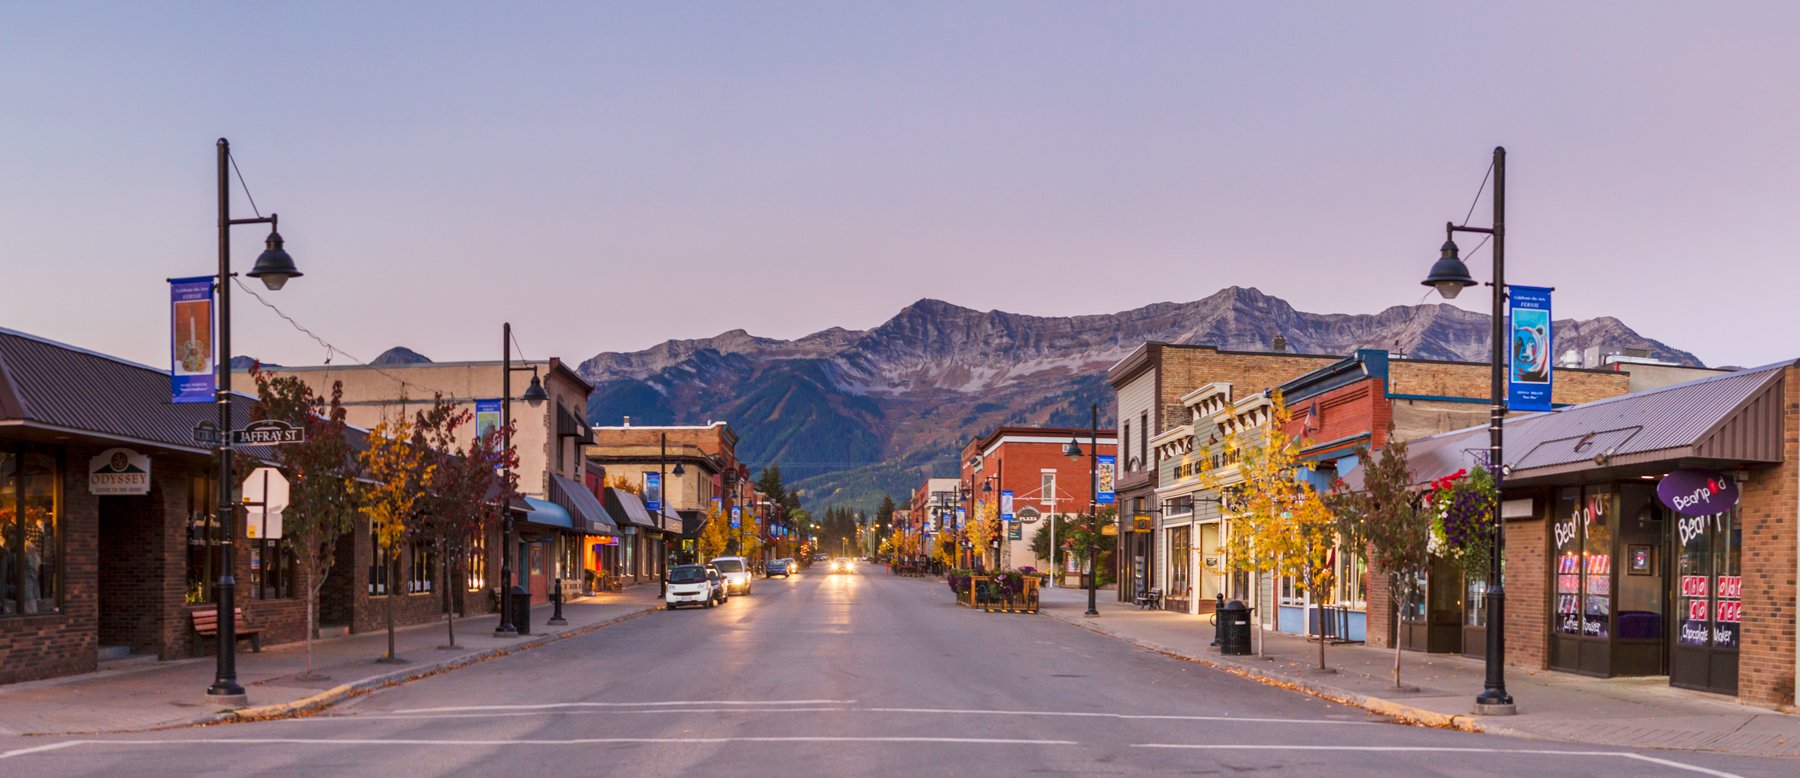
[1063,404,1102,616]
[1421,145,1515,716]
[209,138,303,705]
[494,322,548,638]
[657,433,686,595]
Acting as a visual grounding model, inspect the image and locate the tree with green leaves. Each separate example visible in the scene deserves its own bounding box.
[248,368,359,680]
[1332,434,1432,688]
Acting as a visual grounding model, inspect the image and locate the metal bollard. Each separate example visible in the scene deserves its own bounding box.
[547,577,568,626]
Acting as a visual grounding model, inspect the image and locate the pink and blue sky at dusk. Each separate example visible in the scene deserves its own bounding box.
[2,2,1796,368]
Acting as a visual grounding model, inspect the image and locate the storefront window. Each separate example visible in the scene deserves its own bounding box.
[1552,486,1614,638]
[1677,509,1741,650]
[185,472,223,605]
[368,527,400,595]
[408,542,434,594]
[1465,574,1487,628]
[1,450,63,616]
[1167,527,1190,600]
[249,538,296,600]
[467,534,487,591]
[1402,568,1427,622]
[1339,547,1366,606]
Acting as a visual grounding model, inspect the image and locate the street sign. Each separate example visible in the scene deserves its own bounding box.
[242,466,289,539]
[232,419,305,445]
[192,420,222,445]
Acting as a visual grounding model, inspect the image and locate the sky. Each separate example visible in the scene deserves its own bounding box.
[3,2,1797,370]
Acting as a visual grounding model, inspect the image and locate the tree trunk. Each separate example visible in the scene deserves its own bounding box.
[1254,570,1265,658]
[1393,578,1406,688]
[304,566,316,677]
[386,590,397,660]
[443,542,457,648]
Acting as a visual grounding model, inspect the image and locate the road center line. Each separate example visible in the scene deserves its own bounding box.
[863,707,1370,725]
[321,705,1368,726]
[388,699,856,714]
[1130,744,1743,778]
[0,736,1076,759]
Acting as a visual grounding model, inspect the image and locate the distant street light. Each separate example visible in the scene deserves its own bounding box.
[494,322,547,639]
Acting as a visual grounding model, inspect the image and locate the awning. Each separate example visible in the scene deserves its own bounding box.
[519,496,574,531]
[604,487,658,530]
[550,474,617,535]
[1342,363,1789,491]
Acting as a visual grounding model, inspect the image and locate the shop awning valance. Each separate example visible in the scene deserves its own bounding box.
[549,474,617,535]
[518,496,574,532]
[603,487,659,530]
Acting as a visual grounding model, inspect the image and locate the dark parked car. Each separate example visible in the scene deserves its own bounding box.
[768,558,796,577]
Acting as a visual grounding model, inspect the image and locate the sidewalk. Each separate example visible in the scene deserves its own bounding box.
[1038,587,1800,758]
[0,586,662,737]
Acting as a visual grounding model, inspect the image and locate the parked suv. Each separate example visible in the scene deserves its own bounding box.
[711,556,753,595]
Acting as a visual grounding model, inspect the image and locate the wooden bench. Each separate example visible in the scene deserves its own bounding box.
[192,607,264,652]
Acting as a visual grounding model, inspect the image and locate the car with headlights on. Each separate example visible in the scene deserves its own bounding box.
[711,556,753,595]
[830,557,854,574]
[665,564,720,609]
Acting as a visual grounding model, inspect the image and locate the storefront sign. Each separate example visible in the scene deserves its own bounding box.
[169,276,216,404]
[1657,469,1739,517]
[1096,454,1116,504]
[1507,285,1553,412]
[89,448,151,495]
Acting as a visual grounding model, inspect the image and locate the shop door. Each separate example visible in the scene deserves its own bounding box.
[1164,526,1190,613]
[1670,509,1740,695]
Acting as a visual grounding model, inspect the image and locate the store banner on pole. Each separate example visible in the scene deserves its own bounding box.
[730,506,741,528]
[169,276,216,404]
[644,471,662,511]
[474,399,502,439]
[1508,285,1554,412]
[1096,454,1117,504]
[1000,490,1014,522]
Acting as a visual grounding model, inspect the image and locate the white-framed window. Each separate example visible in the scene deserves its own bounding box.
[1040,472,1057,506]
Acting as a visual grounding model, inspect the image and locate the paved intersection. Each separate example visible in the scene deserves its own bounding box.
[2,565,1789,776]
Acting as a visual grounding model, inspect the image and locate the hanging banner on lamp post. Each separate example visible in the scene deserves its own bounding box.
[1508,285,1554,412]
[1096,454,1117,504]
[474,399,502,439]
[1000,490,1014,522]
[643,471,662,511]
[169,276,216,404]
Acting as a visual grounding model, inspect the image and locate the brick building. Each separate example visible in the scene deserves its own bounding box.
[1357,362,1799,707]
[0,329,323,683]
[1115,343,1635,633]
[957,427,1117,579]
[585,420,754,572]
[261,358,608,624]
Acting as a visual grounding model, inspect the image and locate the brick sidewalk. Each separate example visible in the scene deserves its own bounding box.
[0,587,662,736]
[1037,587,1800,758]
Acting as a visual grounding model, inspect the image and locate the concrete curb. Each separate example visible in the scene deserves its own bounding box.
[1042,608,1486,734]
[222,604,660,724]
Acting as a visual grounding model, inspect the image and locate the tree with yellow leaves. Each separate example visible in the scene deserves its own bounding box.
[358,416,433,663]
[1201,391,1336,665]
[606,473,640,495]
[697,503,730,561]
[966,499,1001,570]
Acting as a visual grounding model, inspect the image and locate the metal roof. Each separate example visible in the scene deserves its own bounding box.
[603,487,658,529]
[0,327,254,454]
[1346,362,1790,489]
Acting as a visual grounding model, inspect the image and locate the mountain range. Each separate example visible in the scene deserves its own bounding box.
[566,286,1701,509]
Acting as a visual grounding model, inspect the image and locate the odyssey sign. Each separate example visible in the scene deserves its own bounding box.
[1657,469,1740,517]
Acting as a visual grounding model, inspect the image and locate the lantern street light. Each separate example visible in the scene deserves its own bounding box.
[494,323,547,638]
[207,138,302,706]
[1420,146,1515,717]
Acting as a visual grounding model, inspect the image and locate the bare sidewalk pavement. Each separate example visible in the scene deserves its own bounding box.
[1036,586,1800,760]
[0,586,662,737]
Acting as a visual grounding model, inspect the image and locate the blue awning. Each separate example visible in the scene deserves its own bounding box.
[519,496,574,531]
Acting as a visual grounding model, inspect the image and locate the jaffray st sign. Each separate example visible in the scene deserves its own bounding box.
[231,420,306,446]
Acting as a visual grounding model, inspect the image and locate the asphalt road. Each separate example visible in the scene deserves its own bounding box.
[3,563,1792,776]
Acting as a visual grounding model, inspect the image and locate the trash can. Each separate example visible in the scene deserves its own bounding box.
[509,585,532,635]
[1219,600,1253,655]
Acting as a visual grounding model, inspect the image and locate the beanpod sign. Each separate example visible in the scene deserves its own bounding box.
[1657,469,1739,517]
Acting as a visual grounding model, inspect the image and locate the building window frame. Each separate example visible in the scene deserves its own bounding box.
[0,447,64,617]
